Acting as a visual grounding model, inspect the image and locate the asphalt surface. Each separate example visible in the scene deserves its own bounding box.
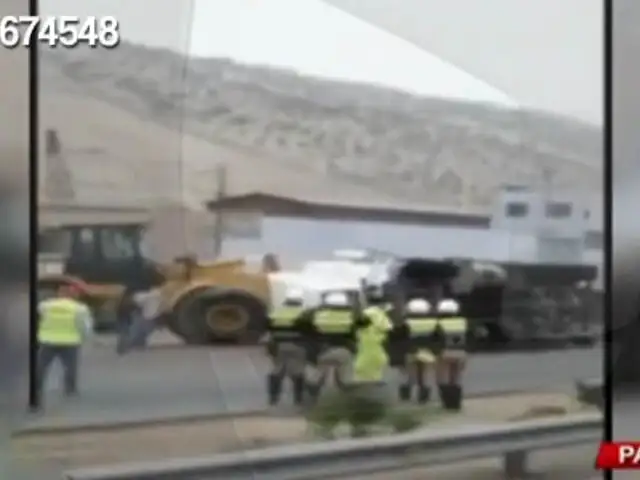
[15,333,602,432]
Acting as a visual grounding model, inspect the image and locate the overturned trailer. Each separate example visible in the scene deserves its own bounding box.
[327,249,599,349]
[267,248,598,352]
[393,257,599,349]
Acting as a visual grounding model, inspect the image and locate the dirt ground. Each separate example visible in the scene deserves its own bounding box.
[11,391,593,473]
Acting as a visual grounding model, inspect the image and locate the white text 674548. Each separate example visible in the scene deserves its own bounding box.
[0,16,120,49]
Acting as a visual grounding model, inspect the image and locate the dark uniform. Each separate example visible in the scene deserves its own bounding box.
[398,298,439,403]
[266,294,306,405]
[301,292,359,399]
[435,299,468,410]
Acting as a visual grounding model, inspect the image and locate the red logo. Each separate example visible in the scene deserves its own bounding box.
[596,442,640,469]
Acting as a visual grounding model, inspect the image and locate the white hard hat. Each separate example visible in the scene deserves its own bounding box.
[285,287,304,301]
[406,298,431,314]
[324,291,349,307]
[437,299,460,314]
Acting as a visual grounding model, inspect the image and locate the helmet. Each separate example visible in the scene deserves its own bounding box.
[406,298,431,314]
[323,291,350,307]
[60,281,84,298]
[437,299,460,315]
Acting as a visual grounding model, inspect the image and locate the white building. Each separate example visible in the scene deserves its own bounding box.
[208,184,603,287]
[491,184,602,269]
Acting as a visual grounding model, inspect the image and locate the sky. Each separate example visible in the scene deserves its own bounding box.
[329,0,602,124]
[188,0,514,107]
[42,0,601,124]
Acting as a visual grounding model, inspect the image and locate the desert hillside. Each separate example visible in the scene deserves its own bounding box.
[40,42,601,209]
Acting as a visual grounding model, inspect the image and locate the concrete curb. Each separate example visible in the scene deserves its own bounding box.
[11,387,564,437]
[12,408,271,437]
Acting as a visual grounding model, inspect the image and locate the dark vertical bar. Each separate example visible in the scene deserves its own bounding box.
[28,0,40,410]
[603,0,612,478]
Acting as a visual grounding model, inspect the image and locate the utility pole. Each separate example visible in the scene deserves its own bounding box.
[212,163,227,258]
[43,128,75,203]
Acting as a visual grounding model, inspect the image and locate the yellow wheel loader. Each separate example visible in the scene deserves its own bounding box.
[37,222,274,344]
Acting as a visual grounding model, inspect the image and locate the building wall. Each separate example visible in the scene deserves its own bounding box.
[487,187,603,287]
[490,186,593,238]
[219,214,597,268]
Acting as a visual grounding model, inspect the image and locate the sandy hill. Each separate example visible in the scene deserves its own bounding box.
[40,41,601,210]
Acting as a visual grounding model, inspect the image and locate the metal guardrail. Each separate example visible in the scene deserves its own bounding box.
[64,413,601,480]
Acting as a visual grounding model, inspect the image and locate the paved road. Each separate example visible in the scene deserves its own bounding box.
[20,334,602,431]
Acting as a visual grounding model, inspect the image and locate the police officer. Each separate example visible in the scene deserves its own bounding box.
[398,298,438,403]
[36,283,93,407]
[435,298,468,410]
[303,291,358,399]
[266,288,307,405]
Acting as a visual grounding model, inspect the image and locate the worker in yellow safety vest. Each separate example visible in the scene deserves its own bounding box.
[435,298,468,410]
[266,288,306,405]
[36,283,93,407]
[398,298,439,403]
[352,300,393,382]
[303,291,359,399]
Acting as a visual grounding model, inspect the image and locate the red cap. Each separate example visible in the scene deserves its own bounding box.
[61,280,88,297]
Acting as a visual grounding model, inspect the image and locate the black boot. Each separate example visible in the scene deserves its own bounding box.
[291,375,305,406]
[307,382,322,402]
[438,384,450,409]
[267,374,283,406]
[447,385,463,411]
[417,386,431,404]
[398,384,412,401]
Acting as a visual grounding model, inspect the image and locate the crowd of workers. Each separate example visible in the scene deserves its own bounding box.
[35,278,468,412]
[267,283,468,410]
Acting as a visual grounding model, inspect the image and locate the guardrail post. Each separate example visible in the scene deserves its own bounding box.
[504,450,528,478]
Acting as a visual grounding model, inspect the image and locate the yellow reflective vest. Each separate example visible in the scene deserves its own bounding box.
[312,308,354,334]
[405,314,438,363]
[38,298,84,346]
[353,306,392,381]
[437,303,468,350]
[269,305,303,328]
[406,316,438,336]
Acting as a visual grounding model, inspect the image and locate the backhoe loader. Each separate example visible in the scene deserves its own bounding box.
[37,221,274,344]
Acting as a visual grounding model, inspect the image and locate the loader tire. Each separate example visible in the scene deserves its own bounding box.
[172,288,268,344]
[168,287,216,345]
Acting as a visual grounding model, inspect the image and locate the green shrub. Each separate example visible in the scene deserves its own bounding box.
[344,390,389,437]
[387,408,424,433]
[305,383,393,438]
[305,389,346,438]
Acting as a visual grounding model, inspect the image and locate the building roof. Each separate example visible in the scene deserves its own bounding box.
[206,190,489,223]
